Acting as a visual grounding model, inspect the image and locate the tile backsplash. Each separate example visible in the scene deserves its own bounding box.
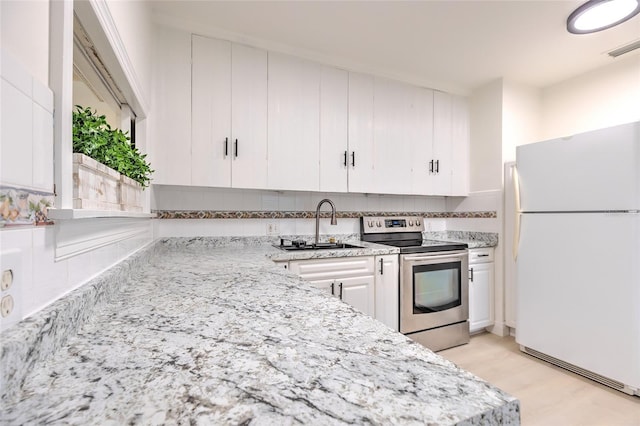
[1,49,54,193]
[0,186,54,227]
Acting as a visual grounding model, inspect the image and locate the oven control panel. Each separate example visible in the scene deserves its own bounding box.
[361,216,425,234]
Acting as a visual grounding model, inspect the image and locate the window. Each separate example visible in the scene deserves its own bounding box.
[72,13,134,144]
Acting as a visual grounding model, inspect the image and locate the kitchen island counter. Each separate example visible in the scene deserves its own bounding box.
[1,238,518,425]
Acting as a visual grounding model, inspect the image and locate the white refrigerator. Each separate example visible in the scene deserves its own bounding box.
[515,121,640,396]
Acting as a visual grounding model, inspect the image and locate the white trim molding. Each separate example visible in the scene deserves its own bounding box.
[54,217,153,261]
[48,209,155,220]
[50,0,75,209]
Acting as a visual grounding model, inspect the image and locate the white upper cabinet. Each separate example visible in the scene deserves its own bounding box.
[347,72,375,193]
[191,35,231,187]
[190,36,268,189]
[152,30,469,196]
[231,44,268,189]
[319,66,348,193]
[267,53,321,191]
[450,95,470,196]
[409,87,435,195]
[152,25,191,186]
[373,78,438,195]
[373,78,414,194]
[432,91,453,195]
[432,91,470,196]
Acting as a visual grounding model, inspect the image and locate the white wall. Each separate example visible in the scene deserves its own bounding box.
[502,80,541,163]
[0,0,50,86]
[469,79,503,192]
[540,54,640,140]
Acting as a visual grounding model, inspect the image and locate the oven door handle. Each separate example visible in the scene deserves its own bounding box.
[402,252,467,262]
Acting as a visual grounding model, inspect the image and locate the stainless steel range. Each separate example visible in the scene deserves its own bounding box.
[361,216,470,352]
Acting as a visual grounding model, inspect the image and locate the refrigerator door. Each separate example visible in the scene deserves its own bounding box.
[516,212,640,391]
[516,121,640,212]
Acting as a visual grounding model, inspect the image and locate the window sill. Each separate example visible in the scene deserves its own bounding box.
[47,209,156,220]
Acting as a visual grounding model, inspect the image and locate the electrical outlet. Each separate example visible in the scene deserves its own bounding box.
[1,250,20,292]
[267,222,279,236]
[1,269,13,291]
[1,295,14,317]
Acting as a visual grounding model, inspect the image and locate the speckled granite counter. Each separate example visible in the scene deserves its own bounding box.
[1,237,517,425]
[424,231,498,249]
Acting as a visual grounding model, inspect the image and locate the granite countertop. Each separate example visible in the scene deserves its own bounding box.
[1,237,517,425]
[268,231,498,262]
[267,240,399,262]
[424,231,498,249]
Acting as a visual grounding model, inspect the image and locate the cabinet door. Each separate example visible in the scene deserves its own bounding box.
[469,262,494,332]
[306,278,337,297]
[191,35,231,187]
[432,91,453,195]
[267,52,320,191]
[373,78,413,194]
[375,255,399,331]
[152,25,191,185]
[306,276,374,316]
[339,275,375,317]
[231,44,268,189]
[450,95,469,196]
[409,87,434,195]
[347,72,375,193]
[319,66,348,192]
[288,256,375,316]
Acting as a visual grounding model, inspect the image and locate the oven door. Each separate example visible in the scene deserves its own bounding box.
[400,250,469,334]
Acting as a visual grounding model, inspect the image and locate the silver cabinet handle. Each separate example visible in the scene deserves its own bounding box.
[379,258,384,275]
[477,253,490,257]
[330,282,335,295]
[339,282,343,299]
[469,267,474,282]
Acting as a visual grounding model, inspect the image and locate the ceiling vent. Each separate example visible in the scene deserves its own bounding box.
[608,39,640,57]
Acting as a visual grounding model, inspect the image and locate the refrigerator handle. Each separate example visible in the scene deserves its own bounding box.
[513,164,522,261]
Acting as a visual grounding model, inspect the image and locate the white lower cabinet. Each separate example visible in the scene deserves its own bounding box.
[468,248,495,332]
[374,255,399,331]
[288,256,375,317]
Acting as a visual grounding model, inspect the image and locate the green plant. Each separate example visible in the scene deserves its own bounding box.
[72,106,153,187]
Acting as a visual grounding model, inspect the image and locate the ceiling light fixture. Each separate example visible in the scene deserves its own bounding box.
[567,0,640,34]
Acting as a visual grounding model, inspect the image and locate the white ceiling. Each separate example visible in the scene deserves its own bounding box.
[151,1,640,94]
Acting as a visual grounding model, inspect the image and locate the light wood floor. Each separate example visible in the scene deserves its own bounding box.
[439,333,640,426]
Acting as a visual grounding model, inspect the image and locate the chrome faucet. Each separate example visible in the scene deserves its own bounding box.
[314,198,337,246]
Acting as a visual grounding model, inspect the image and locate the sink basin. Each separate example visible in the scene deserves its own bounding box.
[275,242,363,251]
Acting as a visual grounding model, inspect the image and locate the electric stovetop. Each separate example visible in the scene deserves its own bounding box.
[360,216,467,253]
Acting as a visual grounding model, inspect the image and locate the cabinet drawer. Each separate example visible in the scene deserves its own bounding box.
[288,256,375,280]
[469,248,494,263]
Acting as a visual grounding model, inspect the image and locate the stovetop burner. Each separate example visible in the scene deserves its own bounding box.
[360,216,467,253]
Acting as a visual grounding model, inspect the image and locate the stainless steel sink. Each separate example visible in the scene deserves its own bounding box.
[274,242,362,251]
